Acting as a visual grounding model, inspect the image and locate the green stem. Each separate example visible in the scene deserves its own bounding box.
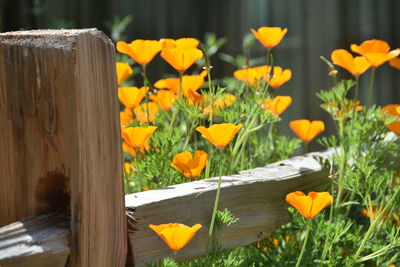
[134,149,143,192]
[335,117,346,208]
[354,186,400,259]
[206,159,225,255]
[266,48,271,65]
[354,75,360,101]
[183,119,197,150]
[178,71,183,98]
[204,147,214,179]
[207,70,214,126]
[142,64,150,124]
[302,141,309,154]
[321,182,334,262]
[296,219,311,267]
[367,68,375,105]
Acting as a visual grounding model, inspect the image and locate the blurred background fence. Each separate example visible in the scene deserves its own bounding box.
[1,0,399,141]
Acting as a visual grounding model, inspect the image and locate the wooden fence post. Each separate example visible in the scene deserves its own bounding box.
[0,29,126,267]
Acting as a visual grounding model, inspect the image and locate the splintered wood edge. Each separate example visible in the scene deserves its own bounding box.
[0,213,70,267]
[125,150,334,266]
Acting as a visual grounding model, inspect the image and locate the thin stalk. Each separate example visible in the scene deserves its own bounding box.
[354,75,360,101]
[296,219,311,267]
[302,141,309,154]
[266,48,271,65]
[168,72,184,127]
[367,68,375,105]
[183,119,198,150]
[206,159,225,255]
[141,64,150,124]
[335,117,346,208]
[321,182,335,262]
[134,149,143,191]
[207,70,214,126]
[204,147,214,179]
[354,186,400,259]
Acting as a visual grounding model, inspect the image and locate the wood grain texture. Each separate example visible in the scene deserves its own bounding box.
[125,150,332,266]
[0,213,70,267]
[0,29,126,267]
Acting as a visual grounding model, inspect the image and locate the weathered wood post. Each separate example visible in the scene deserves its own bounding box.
[0,29,126,266]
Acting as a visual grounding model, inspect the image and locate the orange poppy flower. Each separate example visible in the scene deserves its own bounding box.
[203,94,236,116]
[351,39,400,68]
[382,104,400,135]
[149,90,177,111]
[286,191,333,219]
[122,126,157,148]
[322,101,363,119]
[118,87,148,109]
[262,96,292,115]
[187,88,204,105]
[251,27,288,49]
[120,108,133,127]
[159,38,199,49]
[390,57,400,70]
[161,47,203,72]
[266,66,292,89]
[196,123,243,149]
[124,162,135,174]
[154,71,207,97]
[116,62,133,85]
[331,49,371,76]
[122,141,149,158]
[171,151,208,178]
[289,120,325,142]
[233,65,268,87]
[149,223,202,251]
[133,102,159,124]
[122,142,137,157]
[116,40,162,65]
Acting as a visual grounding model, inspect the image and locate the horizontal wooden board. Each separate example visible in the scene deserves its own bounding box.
[125,150,333,266]
[0,213,70,267]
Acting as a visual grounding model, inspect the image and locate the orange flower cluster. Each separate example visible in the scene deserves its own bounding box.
[331,39,400,76]
[155,70,207,97]
[149,223,202,251]
[234,65,292,89]
[286,191,333,218]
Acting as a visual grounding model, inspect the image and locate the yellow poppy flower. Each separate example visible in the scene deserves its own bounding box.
[149,223,202,251]
[171,151,208,178]
[390,57,400,70]
[116,40,161,65]
[122,126,157,148]
[154,71,207,97]
[196,123,243,149]
[266,66,292,89]
[382,104,400,135]
[331,49,371,76]
[149,90,177,111]
[160,38,199,49]
[161,47,203,72]
[286,191,333,218]
[116,62,133,85]
[351,39,400,68]
[251,27,288,49]
[203,94,236,116]
[289,120,325,142]
[262,96,292,115]
[134,102,159,124]
[120,108,133,127]
[233,65,269,87]
[118,87,148,109]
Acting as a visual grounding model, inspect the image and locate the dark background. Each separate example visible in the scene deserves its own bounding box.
[1,0,399,139]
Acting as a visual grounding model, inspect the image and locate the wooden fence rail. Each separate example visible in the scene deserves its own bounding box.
[0,29,331,267]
